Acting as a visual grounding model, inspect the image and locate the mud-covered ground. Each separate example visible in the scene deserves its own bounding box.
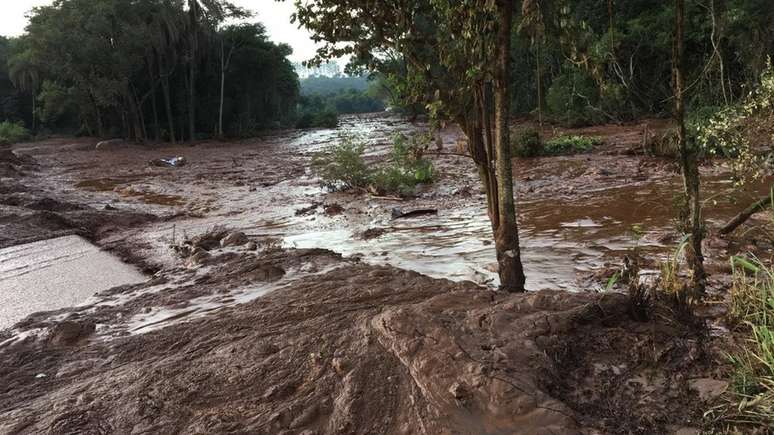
[0,113,772,433]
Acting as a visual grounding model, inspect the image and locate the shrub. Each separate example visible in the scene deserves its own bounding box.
[646,128,680,158]
[313,109,339,128]
[546,68,602,127]
[0,121,30,145]
[543,135,601,155]
[296,108,339,129]
[697,61,774,184]
[310,133,435,196]
[311,135,371,190]
[370,133,434,195]
[512,127,543,157]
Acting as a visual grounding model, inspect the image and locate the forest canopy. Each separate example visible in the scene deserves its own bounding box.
[1,0,300,141]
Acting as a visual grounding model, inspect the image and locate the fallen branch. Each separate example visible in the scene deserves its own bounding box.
[719,193,773,235]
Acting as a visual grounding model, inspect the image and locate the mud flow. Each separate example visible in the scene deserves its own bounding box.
[0,113,771,434]
[22,114,762,290]
[0,236,145,329]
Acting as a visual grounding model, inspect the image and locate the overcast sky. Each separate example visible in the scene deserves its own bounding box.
[0,0,324,64]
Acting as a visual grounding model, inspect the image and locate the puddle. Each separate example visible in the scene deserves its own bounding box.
[0,235,146,330]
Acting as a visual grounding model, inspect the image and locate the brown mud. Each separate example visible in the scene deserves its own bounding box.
[0,245,724,434]
[0,114,771,433]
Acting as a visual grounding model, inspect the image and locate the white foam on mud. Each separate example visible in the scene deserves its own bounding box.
[0,235,146,330]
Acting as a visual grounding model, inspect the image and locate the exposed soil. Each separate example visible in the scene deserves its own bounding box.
[0,245,724,434]
[0,114,771,433]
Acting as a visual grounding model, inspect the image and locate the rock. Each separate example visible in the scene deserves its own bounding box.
[48,320,96,346]
[361,227,386,240]
[689,378,728,401]
[220,231,248,248]
[186,250,211,267]
[245,241,258,251]
[95,138,124,150]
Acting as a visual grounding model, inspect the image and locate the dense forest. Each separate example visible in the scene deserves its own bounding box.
[4,0,770,140]
[0,0,299,142]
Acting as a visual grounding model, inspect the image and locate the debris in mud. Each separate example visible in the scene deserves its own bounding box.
[95,138,125,150]
[323,202,344,215]
[0,149,35,177]
[295,202,321,216]
[361,227,387,240]
[49,320,96,347]
[390,207,438,219]
[220,231,248,247]
[149,156,187,167]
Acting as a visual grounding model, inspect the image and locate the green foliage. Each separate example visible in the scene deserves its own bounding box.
[374,133,434,195]
[546,68,601,127]
[3,1,298,141]
[543,134,601,155]
[311,133,434,196]
[296,108,338,129]
[0,120,30,144]
[725,255,774,426]
[311,136,371,191]
[697,60,774,185]
[511,127,543,157]
[300,75,371,96]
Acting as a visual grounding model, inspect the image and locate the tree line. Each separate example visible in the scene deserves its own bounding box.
[1,0,299,142]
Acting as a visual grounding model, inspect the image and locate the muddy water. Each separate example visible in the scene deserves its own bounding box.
[0,236,146,329]
[46,114,769,291]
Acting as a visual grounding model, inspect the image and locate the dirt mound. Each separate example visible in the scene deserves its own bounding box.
[0,248,720,434]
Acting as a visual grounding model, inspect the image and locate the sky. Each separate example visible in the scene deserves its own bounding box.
[0,0,324,64]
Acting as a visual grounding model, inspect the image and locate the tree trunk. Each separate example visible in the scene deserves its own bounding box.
[151,85,160,141]
[218,38,226,138]
[160,74,176,144]
[188,0,198,142]
[674,0,706,293]
[719,193,773,235]
[494,0,526,292]
[30,92,36,133]
[536,39,543,127]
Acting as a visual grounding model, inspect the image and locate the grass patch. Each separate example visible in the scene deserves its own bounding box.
[543,134,601,155]
[724,254,774,427]
[311,133,434,196]
[0,121,30,145]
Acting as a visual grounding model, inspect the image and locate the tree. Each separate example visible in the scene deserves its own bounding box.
[7,37,41,132]
[293,0,527,291]
[674,0,706,294]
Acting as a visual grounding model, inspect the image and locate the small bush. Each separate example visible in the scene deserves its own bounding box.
[0,121,30,145]
[370,133,434,195]
[543,135,601,155]
[646,128,680,158]
[311,135,371,190]
[512,127,543,157]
